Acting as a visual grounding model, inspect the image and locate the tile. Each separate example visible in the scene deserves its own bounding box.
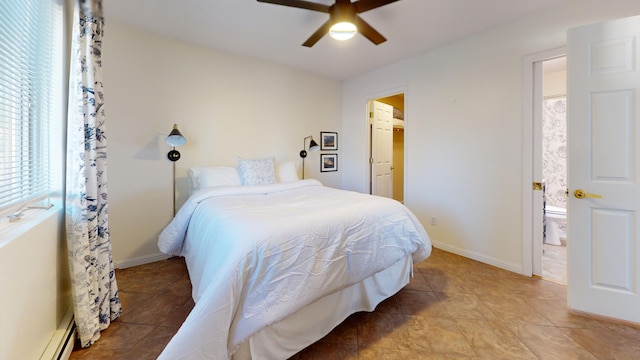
[295,341,358,359]
[117,290,155,317]
[523,298,605,329]
[358,347,421,360]
[404,270,433,292]
[478,295,554,326]
[359,346,479,360]
[455,319,538,359]
[435,292,499,321]
[507,276,566,300]
[140,256,189,274]
[562,327,640,360]
[599,320,640,343]
[400,315,476,357]
[458,273,520,298]
[161,275,193,297]
[424,271,472,294]
[70,248,638,360]
[116,267,183,293]
[521,278,567,300]
[69,322,156,359]
[357,311,409,349]
[70,348,127,360]
[120,292,194,327]
[86,321,156,351]
[506,323,598,360]
[542,243,567,284]
[120,325,179,360]
[395,289,448,317]
[482,265,528,280]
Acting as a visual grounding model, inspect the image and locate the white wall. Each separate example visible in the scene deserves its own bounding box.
[0,205,69,360]
[544,70,567,97]
[0,1,72,358]
[341,0,640,272]
[102,23,342,266]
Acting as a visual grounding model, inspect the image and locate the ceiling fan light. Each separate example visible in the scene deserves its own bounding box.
[329,22,357,41]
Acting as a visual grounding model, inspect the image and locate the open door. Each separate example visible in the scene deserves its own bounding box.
[370,100,394,198]
[567,15,640,322]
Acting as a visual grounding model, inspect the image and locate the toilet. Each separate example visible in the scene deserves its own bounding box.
[544,205,567,245]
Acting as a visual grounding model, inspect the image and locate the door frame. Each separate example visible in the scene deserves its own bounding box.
[365,86,408,197]
[522,47,566,277]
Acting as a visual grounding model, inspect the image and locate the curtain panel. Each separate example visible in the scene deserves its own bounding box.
[66,0,122,347]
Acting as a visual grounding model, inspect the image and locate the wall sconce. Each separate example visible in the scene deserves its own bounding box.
[166,124,186,216]
[299,135,319,179]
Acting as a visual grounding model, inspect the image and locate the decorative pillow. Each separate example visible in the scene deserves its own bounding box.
[277,160,299,183]
[187,167,240,193]
[237,157,277,186]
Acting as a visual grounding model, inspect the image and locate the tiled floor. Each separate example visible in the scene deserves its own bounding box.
[542,242,567,284]
[69,248,640,359]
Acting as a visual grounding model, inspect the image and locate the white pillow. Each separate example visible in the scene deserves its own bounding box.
[188,167,240,193]
[237,157,277,186]
[277,160,299,183]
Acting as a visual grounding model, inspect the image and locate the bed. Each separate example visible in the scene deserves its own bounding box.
[157,159,431,359]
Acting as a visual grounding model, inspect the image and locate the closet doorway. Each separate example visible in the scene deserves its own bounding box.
[368,93,405,203]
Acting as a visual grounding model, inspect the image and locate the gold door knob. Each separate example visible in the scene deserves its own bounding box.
[574,189,602,199]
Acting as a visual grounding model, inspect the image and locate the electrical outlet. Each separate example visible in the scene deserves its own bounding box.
[430,217,437,226]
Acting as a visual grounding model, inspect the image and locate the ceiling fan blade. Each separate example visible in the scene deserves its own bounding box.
[257,0,330,13]
[302,20,332,47]
[354,0,400,13]
[354,15,386,45]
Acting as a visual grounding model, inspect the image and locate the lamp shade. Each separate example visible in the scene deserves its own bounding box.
[300,135,319,159]
[165,124,186,147]
[309,138,319,152]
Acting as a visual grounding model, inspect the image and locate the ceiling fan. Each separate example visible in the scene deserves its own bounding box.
[257,0,400,47]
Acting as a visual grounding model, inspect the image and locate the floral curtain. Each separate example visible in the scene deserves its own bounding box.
[66,0,121,347]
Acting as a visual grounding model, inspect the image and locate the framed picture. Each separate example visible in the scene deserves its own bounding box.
[321,153,338,172]
[320,131,338,151]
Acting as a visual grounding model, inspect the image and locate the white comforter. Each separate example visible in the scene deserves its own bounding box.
[157,179,431,359]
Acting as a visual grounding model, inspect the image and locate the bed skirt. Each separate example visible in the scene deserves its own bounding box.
[233,255,413,360]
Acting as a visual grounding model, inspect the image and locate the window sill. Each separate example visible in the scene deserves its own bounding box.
[0,198,63,249]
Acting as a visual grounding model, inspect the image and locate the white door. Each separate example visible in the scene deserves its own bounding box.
[567,15,640,322]
[371,101,393,198]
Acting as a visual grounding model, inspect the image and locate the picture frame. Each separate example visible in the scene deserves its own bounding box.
[320,153,338,172]
[320,131,338,151]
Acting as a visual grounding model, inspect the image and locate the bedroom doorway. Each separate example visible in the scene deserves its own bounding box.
[368,93,405,202]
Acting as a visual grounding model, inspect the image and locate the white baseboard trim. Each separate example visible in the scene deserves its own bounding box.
[431,241,525,275]
[115,252,171,269]
[58,328,75,360]
[40,306,75,360]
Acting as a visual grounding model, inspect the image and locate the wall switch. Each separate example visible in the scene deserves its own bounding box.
[431,217,437,226]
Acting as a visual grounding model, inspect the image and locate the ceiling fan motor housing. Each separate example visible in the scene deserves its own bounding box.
[330,1,357,24]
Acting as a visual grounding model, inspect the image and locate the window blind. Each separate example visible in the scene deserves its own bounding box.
[0,0,62,214]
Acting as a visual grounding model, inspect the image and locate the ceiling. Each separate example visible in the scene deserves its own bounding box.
[103,0,566,80]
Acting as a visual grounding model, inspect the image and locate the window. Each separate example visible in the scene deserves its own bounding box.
[0,0,63,216]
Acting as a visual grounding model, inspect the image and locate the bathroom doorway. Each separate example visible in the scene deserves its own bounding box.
[541,56,567,284]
